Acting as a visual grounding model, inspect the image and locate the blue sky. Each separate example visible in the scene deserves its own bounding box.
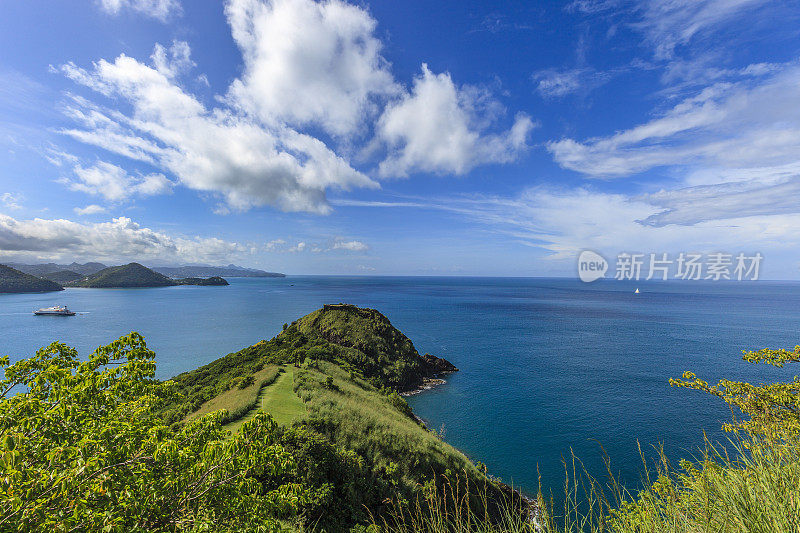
[2,0,800,277]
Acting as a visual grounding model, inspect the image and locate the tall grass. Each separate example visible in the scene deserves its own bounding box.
[374,474,540,533]
[372,431,800,533]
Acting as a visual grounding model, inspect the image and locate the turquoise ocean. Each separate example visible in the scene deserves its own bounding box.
[0,276,795,495]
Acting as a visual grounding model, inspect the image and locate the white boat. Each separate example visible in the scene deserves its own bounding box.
[34,305,76,316]
[634,288,640,294]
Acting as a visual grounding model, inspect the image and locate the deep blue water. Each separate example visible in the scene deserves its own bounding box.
[1,277,796,497]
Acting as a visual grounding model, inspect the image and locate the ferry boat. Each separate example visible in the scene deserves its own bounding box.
[34,305,76,316]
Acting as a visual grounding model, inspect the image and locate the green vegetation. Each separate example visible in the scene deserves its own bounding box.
[225,366,307,433]
[185,364,281,425]
[255,367,306,426]
[0,334,305,531]
[0,264,63,293]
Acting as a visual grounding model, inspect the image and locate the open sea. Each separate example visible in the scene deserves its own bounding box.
[0,276,796,496]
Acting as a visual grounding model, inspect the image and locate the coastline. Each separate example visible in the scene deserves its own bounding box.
[400,375,451,396]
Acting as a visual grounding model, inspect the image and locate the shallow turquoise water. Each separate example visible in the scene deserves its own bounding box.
[1,276,796,496]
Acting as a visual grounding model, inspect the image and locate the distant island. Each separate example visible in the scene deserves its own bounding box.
[0,260,283,292]
[67,263,229,288]
[6,261,284,279]
[174,276,229,286]
[0,262,232,292]
[0,264,64,293]
[151,265,284,278]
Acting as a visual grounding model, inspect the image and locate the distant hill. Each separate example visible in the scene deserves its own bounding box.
[175,276,229,286]
[152,264,284,278]
[69,263,179,288]
[0,264,64,293]
[41,270,83,284]
[68,263,230,288]
[7,262,107,276]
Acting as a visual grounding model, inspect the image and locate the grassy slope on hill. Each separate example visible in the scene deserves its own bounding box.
[296,361,482,489]
[185,364,281,425]
[70,262,176,288]
[224,366,306,433]
[161,304,447,425]
[0,264,63,293]
[160,304,522,530]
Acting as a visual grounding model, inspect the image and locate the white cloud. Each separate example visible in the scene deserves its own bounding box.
[74,204,108,216]
[64,161,173,201]
[1,193,22,210]
[58,1,531,214]
[0,214,249,263]
[567,0,769,60]
[98,0,181,21]
[378,65,534,177]
[332,239,368,251]
[434,188,800,270]
[263,237,368,253]
[631,0,769,60]
[638,169,800,226]
[57,45,377,214]
[533,67,610,98]
[548,62,800,178]
[225,0,398,137]
[264,238,287,251]
[151,40,195,79]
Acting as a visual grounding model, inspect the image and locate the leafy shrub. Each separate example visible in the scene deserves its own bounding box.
[0,334,306,531]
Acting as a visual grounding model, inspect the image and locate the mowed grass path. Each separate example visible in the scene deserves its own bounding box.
[225,366,306,432]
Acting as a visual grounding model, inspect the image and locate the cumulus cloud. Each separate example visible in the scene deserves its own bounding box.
[0,214,249,263]
[56,1,529,214]
[548,62,800,178]
[56,43,376,214]
[378,65,534,177]
[74,204,108,216]
[63,161,173,201]
[98,0,181,21]
[225,0,398,137]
